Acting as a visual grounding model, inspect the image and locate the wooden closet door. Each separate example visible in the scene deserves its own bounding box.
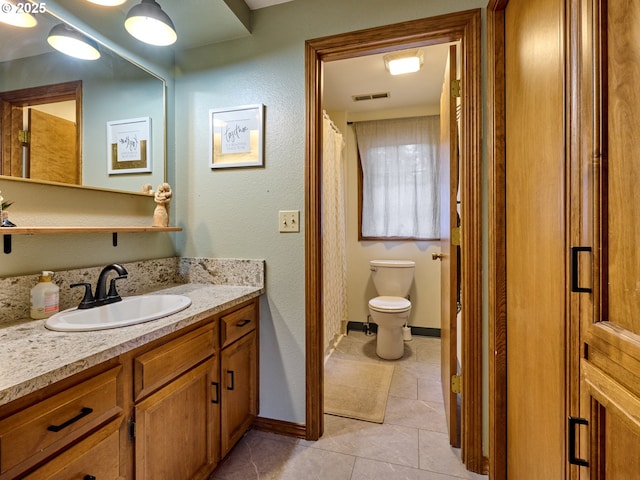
[505,0,567,477]
[577,0,640,477]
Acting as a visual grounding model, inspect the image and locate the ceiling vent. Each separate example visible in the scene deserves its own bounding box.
[352,92,390,102]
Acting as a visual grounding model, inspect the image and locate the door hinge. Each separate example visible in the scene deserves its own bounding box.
[568,416,589,467]
[18,130,30,144]
[452,227,461,246]
[451,79,461,98]
[451,374,462,394]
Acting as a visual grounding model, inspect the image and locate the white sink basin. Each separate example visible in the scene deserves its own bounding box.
[44,294,192,332]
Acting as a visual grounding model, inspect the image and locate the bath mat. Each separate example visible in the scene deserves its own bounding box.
[324,357,394,423]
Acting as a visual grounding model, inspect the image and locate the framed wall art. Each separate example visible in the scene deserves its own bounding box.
[107,117,151,174]
[209,104,264,169]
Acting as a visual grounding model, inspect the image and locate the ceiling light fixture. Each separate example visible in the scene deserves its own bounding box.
[0,1,37,28]
[383,50,424,76]
[85,0,127,5]
[125,0,177,46]
[47,23,101,60]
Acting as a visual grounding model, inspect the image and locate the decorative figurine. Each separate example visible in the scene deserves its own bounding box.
[141,184,154,195]
[0,191,15,227]
[152,183,172,227]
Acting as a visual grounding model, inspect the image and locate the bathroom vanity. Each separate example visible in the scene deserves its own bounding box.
[0,282,261,480]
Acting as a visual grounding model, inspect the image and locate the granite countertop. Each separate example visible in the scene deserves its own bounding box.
[0,283,263,407]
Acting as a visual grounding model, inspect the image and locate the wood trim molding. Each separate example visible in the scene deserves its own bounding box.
[487,1,508,479]
[304,38,324,442]
[253,416,307,439]
[305,9,485,473]
[0,80,81,104]
[458,10,484,474]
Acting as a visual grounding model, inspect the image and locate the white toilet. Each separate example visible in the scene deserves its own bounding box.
[368,260,416,360]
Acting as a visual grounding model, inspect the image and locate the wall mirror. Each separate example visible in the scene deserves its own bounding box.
[0,6,166,194]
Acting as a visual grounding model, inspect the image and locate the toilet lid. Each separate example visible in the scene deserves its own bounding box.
[369,296,411,313]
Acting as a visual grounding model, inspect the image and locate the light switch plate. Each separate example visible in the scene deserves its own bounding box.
[279,210,300,232]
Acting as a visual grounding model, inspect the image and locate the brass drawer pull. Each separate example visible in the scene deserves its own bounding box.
[236,319,251,328]
[47,407,93,432]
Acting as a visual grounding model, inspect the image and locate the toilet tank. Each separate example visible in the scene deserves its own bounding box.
[369,260,416,297]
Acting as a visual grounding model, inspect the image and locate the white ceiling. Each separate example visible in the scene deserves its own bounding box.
[323,44,451,116]
[2,0,449,114]
[0,0,296,61]
[245,0,295,10]
[57,0,298,50]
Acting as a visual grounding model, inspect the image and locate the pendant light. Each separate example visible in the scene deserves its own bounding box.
[47,24,101,60]
[85,0,126,5]
[125,0,177,46]
[0,1,37,28]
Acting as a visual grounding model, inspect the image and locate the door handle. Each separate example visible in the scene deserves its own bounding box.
[568,416,589,467]
[570,246,592,293]
[432,253,444,261]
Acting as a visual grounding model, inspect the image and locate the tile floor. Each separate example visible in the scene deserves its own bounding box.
[210,331,487,480]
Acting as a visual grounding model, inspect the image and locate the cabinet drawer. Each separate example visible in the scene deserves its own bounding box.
[23,417,121,480]
[221,302,257,348]
[0,366,121,475]
[134,323,217,401]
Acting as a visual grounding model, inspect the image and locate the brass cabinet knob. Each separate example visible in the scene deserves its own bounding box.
[432,252,444,261]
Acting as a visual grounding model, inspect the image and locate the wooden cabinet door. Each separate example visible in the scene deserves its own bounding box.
[504,0,568,477]
[221,331,257,457]
[576,0,640,477]
[135,358,220,480]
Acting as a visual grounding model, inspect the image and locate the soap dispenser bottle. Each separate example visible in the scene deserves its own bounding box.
[30,271,60,319]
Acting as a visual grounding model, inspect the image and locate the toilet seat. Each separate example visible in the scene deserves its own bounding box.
[369,296,411,313]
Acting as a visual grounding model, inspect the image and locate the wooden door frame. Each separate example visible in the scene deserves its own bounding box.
[304,9,484,473]
[487,1,508,479]
[0,80,82,178]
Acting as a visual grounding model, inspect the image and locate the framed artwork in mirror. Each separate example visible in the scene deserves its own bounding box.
[209,104,264,169]
[107,117,152,174]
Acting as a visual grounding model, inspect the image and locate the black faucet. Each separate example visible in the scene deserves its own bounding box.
[71,264,129,309]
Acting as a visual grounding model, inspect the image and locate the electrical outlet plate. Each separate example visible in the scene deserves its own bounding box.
[279,210,300,232]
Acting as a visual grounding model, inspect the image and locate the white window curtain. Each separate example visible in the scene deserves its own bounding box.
[354,116,440,239]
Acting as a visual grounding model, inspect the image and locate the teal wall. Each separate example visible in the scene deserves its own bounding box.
[174,0,486,425]
[2,0,487,442]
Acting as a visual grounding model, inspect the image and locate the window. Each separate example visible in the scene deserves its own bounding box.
[354,116,440,240]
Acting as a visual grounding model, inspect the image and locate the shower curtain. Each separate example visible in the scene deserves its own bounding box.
[322,112,347,356]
